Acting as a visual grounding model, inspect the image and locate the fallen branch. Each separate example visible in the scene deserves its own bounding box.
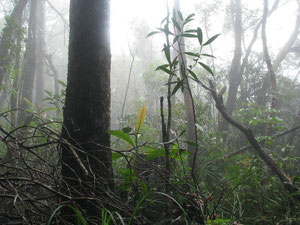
[208,80,299,193]
[224,124,300,159]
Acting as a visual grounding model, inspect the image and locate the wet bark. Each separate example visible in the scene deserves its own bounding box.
[61,0,113,222]
[18,0,38,124]
[35,0,46,106]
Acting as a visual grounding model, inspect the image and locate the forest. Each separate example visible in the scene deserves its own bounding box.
[0,0,300,224]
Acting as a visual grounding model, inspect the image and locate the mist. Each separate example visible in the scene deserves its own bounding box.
[0,0,300,224]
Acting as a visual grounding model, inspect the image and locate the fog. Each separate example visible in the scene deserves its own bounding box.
[0,0,300,224]
[0,0,298,127]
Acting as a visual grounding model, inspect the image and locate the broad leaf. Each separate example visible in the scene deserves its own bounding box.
[199,62,214,76]
[201,53,216,58]
[171,18,181,31]
[109,130,135,147]
[187,69,199,82]
[144,147,165,160]
[156,65,175,76]
[197,27,203,45]
[146,31,160,38]
[173,35,180,44]
[181,33,197,38]
[203,34,220,46]
[172,80,183,96]
[112,152,124,161]
[177,11,183,21]
[136,105,146,132]
[184,52,199,57]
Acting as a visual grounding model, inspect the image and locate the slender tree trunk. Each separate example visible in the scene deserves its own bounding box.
[61,0,113,222]
[18,0,38,124]
[120,45,135,119]
[35,0,46,106]
[173,0,198,176]
[273,2,300,71]
[45,54,61,115]
[0,0,28,90]
[10,35,23,126]
[219,0,242,136]
[262,0,277,111]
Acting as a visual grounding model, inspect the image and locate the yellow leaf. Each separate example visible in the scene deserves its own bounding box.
[136,105,146,132]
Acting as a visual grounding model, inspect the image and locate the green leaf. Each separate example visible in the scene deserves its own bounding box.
[183,18,194,26]
[184,29,197,33]
[58,80,66,88]
[112,152,124,161]
[187,69,199,82]
[146,31,160,38]
[136,105,146,132]
[195,123,204,132]
[122,127,132,133]
[197,27,203,45]
[48,204,87,225]
[160,15,168,25]
[163,44,171,64]
[172,80,183,95]
[177,11,183,21]
[171,18,181,31]
[203,34,220,46]
[45,90,53,97]
[181,33,197,38]
[23,97,34,107]
[173,35,180,44]
[171,56,179,68]
[184,52,199,57]
[184,141,198,147]
[184,13,195,24]
[156,65,175,76]
[201,53,216,58]
[109,130,135,147]
[199,62,214,76]
[144,147,165,160]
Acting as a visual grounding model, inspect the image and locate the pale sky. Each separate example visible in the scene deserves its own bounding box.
[110,0,299,59]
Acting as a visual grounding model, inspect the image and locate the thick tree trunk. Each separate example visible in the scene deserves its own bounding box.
[18,0,38,124]
[35,0,46,106]
[61,0,113,221]
[0,0,28,91]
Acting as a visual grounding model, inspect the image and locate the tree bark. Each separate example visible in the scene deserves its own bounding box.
[35,0,46,106]
[219,0,242,136]
[61,0,113,221]
[45,54,61,115]
[18,0,38,124]
[272,2,300,71]
[262,0,277,110]
[219,0,280,136]
[0,0,28,91]
[173,0,198,177]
